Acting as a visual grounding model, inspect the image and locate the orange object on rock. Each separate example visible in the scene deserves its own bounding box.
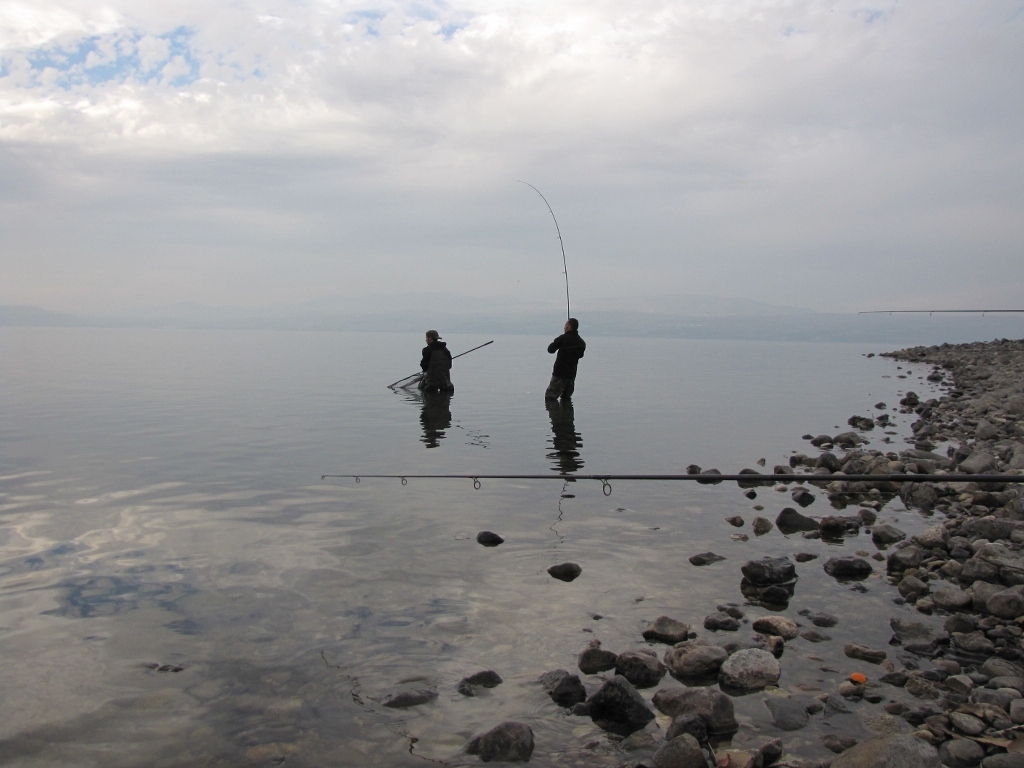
[850,672,867,684]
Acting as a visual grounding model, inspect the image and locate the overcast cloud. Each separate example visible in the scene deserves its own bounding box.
[1,0,1022,313]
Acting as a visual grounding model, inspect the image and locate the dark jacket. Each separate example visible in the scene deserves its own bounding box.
[548,331,586,379]
[420,340,453,390]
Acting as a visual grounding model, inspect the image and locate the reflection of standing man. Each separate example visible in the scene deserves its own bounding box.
[545,318,585,401]
[419,330,454,392]
[546,399,583,474]
[419,391,453,448]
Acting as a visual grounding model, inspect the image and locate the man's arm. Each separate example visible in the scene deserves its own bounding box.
[547,335,564,354]
[420,346,431,371]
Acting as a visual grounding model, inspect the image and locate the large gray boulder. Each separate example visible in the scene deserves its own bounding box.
[719,648,781,690]
[829,734,939,768]
[586,675,655,735]
[654,734,706,768]
[652,685,737,734]
[466,721,534,763]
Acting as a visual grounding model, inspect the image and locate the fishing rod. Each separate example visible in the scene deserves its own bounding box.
[321,472,1023,495]
[519,181,570,321]
[386,340,495,389]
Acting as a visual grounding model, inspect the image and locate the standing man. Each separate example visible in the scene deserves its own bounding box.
[419,330,454,392]
[545,318,585,401]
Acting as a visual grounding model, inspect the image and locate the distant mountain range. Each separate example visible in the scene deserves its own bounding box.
[3,295,1023,345]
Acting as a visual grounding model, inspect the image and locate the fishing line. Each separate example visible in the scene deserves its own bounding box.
[519,181,571,321]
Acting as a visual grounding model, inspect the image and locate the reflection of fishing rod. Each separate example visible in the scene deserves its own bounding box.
[386,340,495,389]
[519,181,570,321]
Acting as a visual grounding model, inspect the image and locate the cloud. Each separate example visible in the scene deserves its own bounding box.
[0,0,1022,312]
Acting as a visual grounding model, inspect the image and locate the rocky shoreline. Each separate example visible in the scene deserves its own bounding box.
[389,339,1024,768]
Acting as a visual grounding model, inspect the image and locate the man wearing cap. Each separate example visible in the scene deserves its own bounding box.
[419,330,454,392]
[545,318,585,401]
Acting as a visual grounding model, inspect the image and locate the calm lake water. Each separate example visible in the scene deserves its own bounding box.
[0,328,946,767]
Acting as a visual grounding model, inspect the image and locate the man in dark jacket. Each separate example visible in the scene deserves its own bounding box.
[545,318,585,400]
[419,330,454,392]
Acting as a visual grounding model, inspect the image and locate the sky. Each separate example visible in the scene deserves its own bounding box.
[0,0,1022,314]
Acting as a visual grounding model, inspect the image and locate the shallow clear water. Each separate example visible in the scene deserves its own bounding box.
[0,328,948,766]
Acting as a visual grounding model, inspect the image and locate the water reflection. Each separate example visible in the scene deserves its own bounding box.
[545,399,583,474]
[411,390,453,448]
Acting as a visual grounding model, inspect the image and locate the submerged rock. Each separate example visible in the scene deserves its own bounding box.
[458,670,503,695]
[824,557,873,580]
[652,685,738,734]
[765,696,811,731]
[777,508,819,534]
[752,616,800,640]
[466,721,534,763]
[382,688,438,708]
[578,640,618,674]
[719,648,781,690]
[829,734,939,768]
[704,612,741,632]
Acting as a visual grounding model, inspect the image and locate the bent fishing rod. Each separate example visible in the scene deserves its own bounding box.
[321,472,1023,496]
[519,181,571,321]
[387,340,495,389]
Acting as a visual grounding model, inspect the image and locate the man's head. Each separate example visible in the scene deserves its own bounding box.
[425,330,440,343]
[564,317,579,333]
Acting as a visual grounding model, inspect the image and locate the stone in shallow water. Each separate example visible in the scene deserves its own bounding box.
[465,721,534,763]
[666,714,708,744]
[752,616,800,640]
[476,531,504,546]
[578,641,618,674]
[689,552,726,566]
[844,642,887,664]
[539,669,587,707]
[652,685,737,734]
[801,630,831,642]
[777,507,820,534]
[939,739,984,768]
[382,688,438,708]
[753,517,774,535]
[615,649,666,689]
[741,557,797,585]
[829,734,939,768]
[764,696,810,730]
[547,562,582,582]
[824,556,873,580]
[705,612,740,632]
[653,733,705,768]
[586,674,655,736]
[823,734,858,753]
[643,616,691,644]
[719,648,781,690]
[663,644,728,678]
[727,516,745,527]
[872,524,907,545]
[793,552,818,562]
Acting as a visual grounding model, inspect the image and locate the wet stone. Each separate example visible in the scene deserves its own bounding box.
[652,686,738,734]
[548,562,582,582]
[705,612,741,632]
[663,644,729,678]
[653,733,706,768]
[643,616,691,644]
[764,696,811,730]
[800,610,838,627]
[666,713,708,744]
[727,516,745,527]
[753,517,774,536]
[586,674,656,736]
[793,553,818,562]
[752,616,800,640]
[615,649,666,689]
[578,641,618,674]
[792,488,816,507]
[719,648,781,690]
[823,734,858,754]
[540,669,587,707]
[741,557,797,586]
[466,721,534,763]
[949,712,985,735]
[845,642,887,664]
[382,688,438,708]
[824,557,873,580]
[938,738,984,768]
[777,508,820,534]
[872,524,907,546]
[690,552,726,566]
[800,630,831,642]
[476,531,504,547]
